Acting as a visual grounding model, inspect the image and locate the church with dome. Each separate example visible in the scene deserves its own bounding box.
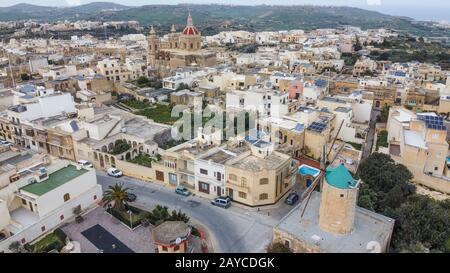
[147,13,217,69]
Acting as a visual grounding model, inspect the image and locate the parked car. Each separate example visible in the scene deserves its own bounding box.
[175,186,191,196]
[211,196,231,209]
[107,167,123,177]
[126,193,137,202]
[0,140,12,147]
[77,160,93,168]
[285,192,299,206]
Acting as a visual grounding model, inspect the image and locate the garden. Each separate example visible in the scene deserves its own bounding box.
[110,139,132,155]
[103,184,191,229]
[346,141,362,151]
[376,130,388,151]
[24,228,68,253]
[127,153,161,167]
[136,103,181,125]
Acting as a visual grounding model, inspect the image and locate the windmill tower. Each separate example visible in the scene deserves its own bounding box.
[299,120,361,235]
[318,164,360,235]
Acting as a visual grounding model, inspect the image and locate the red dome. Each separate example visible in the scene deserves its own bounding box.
[182,26,199,35]
[182,12,199,36]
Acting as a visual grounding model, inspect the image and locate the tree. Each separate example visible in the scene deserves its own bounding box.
[8,241,23,253]
[266,242,292,253]
[176,83,191,91]
[353,36,363,52]
[147,205,190,226]
[377,104,390,123]
[20,73,30,81]
[137,76,149,86]
[357,153,415,213]
[102,183,131,211]
[169,209,190,223]
[391,195,450,252]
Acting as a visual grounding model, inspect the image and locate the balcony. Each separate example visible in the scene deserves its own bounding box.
[178,167,194,175]
[226,180,250,193]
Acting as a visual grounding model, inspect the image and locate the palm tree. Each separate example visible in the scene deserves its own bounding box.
[102,183,131,211]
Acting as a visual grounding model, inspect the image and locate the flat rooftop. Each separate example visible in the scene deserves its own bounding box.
[123,117,168,140]
[231,152,289,172]
[20,165,88,196]
[202,149,235,164]
[275,192,395,253]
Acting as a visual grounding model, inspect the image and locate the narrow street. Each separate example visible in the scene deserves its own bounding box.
[362,109,380,161]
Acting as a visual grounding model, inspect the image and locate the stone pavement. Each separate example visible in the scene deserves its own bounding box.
[61,206,155,253]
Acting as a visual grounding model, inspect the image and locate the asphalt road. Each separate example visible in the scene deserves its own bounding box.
[97,172,294,253]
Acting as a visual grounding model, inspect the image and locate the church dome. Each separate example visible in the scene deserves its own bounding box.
[182,12,199,36]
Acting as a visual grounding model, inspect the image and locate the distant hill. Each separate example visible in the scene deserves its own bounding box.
[0,3,448,37]
[0,2,130,21]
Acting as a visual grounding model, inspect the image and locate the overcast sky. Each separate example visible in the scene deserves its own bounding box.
[1,0,449,21]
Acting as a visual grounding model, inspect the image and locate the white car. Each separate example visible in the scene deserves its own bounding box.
[107,167,123,178]
[77,160,93,168]
[0,140,12,147]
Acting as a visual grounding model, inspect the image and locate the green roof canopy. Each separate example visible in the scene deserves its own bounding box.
[325,164,357,190]
[20,165,88,196]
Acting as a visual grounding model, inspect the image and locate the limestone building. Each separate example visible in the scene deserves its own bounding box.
[147,13,216,69]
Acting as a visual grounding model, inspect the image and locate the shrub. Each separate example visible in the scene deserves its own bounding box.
[266,242,292,253]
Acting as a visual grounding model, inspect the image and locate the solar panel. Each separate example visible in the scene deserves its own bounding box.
[308,122,326,133]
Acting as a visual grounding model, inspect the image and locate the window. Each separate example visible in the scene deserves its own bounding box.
[340,194,344,198]
[60,215,64,220]
[259,178,269,185]
[200,169,208,175]
[284,240,291,248]
[93,195,97,200]
[63,193,70,202]
[174,245,180,251]
[162,246,168,251]
[259,193,268,200]
[238,192,247,199]
[229,174,237,181]
[21,238,26,244]
[41,226,46,232]
[21,198,27,205]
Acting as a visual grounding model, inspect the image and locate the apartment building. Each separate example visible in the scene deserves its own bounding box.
[96,58,145,83]
[387,107,450,194]
[226,88,290,118]
[224,140,296,206]
[0,156,101,252]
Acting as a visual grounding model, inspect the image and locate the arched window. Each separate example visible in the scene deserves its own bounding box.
[63,193,70,202]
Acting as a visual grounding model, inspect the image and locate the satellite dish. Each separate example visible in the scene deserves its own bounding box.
[175,237,182,245]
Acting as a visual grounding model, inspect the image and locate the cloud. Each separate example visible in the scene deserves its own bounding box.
[66,0,82,6]
[366,0,382,6]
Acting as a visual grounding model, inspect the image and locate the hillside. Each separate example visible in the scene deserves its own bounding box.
[0,3,448,37]
[0,2,130,21]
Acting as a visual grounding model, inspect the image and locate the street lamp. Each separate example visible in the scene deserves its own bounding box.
[108,204,112,219]
[128,210,133,229]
